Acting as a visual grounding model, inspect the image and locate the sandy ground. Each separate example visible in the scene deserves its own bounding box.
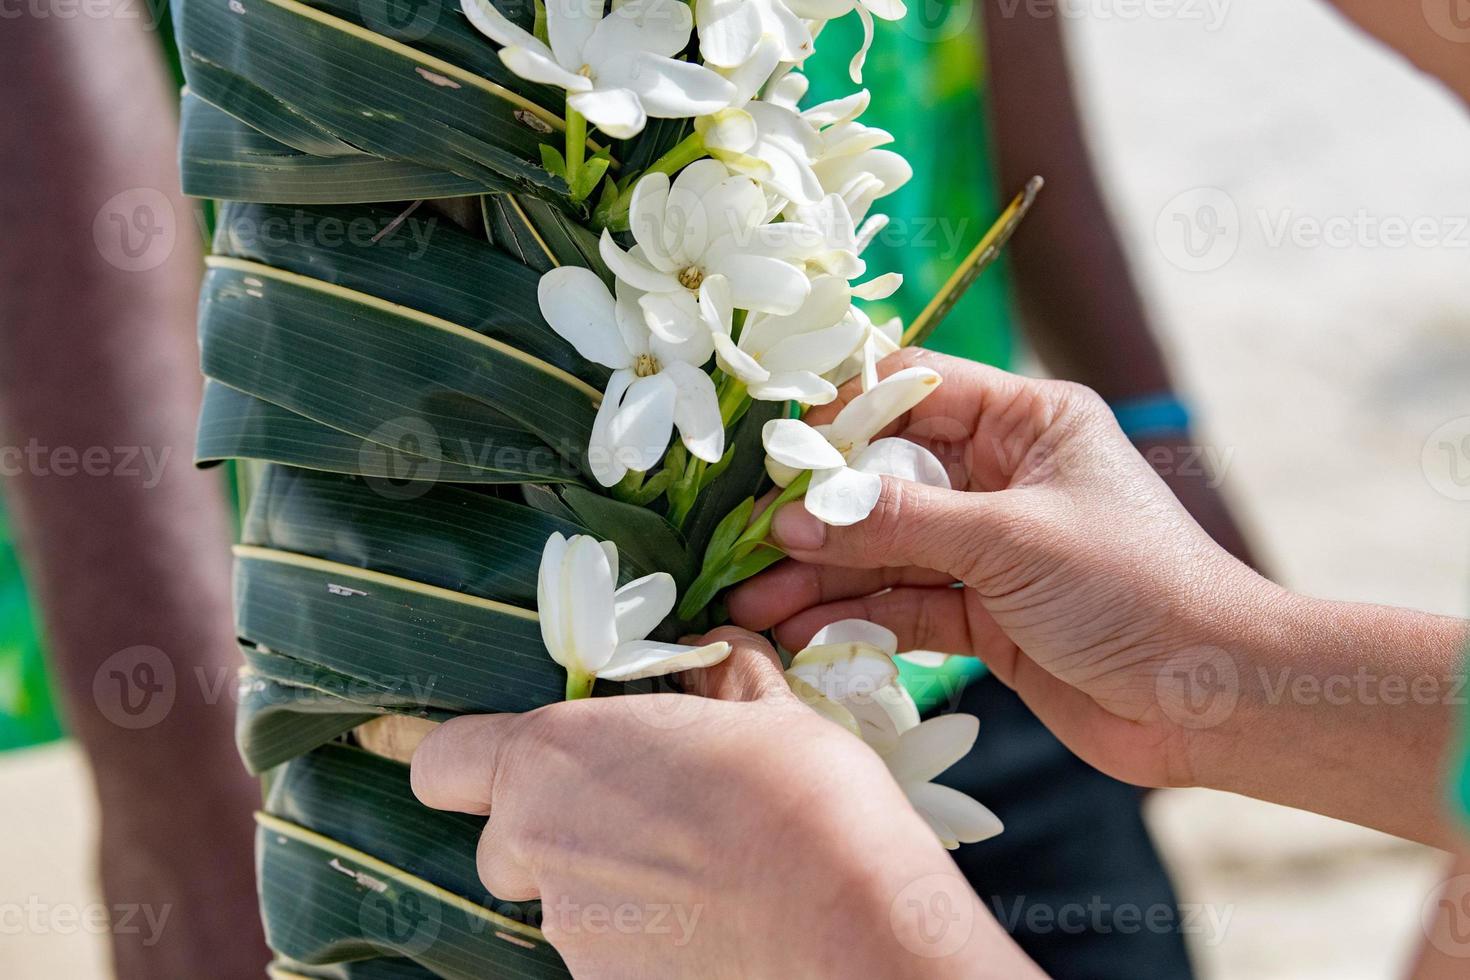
[3,1,1469,977]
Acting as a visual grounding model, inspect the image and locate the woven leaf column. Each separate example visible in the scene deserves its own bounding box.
[171,0,742,975]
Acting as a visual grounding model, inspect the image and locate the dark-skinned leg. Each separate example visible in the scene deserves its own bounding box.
[0,8,268,977]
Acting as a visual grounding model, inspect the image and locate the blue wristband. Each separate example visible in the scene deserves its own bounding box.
[1108,393,1192,442]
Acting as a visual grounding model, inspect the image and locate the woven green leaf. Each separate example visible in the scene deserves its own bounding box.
[180,93,486,204]
[174,0,594,201]
[198,258,600,479]
[234,546,562,714]
[195,382,567,484]
[258,744,567,978]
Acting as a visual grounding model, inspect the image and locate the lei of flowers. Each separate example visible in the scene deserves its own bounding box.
[467,0,999,848]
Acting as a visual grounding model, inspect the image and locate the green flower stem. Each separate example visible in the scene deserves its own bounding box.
[735,470,811,553]
[565,670,596,701]
[665,374,748,529]
[564,103,587,199]
[717,374,750,425]
[676,470,813,621]
[604,132,707,230]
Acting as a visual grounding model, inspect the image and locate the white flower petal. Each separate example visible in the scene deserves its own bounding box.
[695,0,762,68]
[628,172,677,273]
[612,571,677,643]
[570,86,647,139]
[763,313,865,376]
[786,675,862,737]
[609,371,678,472]
[849,5,874,83]
[639,290,704,345]
[715,37,782,107]
[865,0,908,20]
[600,229,681,293]
[606,54,736,119]
[546,0,603,68]
[809,618,898,655]
[720,340,772,385]
[852,271,901,301]
[585,0,692,63]
[600,540,619,585]
[883,713,979,785]
[562,534,620,672]
[762,0,814,61]
[697,274,735,337]
[696,108,759,154]
[851,438,951,489]
[538,267,634,370]
[804,464,882,526]
[663,360,725,463]
[500,45,595,91]
[713,253,809,315]
[766,455,803,488]
[784,0,853,16]
[801,90,870,128]
[787,642,899,701]
[748,371,832,404]
[536,532,571,667]
[829,366,941,447]
[589,369,636,487]
[597,640,732,681]
[906,782,1003,845]
[699,175,767,249]
[461,0,544,50]
[761,418,846,470]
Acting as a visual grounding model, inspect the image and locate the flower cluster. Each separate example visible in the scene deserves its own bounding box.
[470,0,994,848]
[785,619,1003,849]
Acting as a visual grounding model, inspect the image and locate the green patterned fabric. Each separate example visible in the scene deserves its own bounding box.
[807,7,1014,711]
[0,501,62,751]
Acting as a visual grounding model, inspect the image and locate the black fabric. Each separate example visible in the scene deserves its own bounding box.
[938,675,1196,979]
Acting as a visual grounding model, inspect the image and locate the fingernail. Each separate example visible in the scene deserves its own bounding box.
[772,503,826,551]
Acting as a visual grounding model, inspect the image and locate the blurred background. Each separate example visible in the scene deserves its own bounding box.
[3,0,1468,977]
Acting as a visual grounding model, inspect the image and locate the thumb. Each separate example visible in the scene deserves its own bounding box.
[410,712,524,816]
[770,477,1030,584]
[679,626,789,702]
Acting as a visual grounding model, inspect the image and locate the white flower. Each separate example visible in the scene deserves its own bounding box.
[827,302,901,391]
[695,0,812,73]
[783,0,908,83]
[784,619,1003,849]
[462,0,735,138]
[762,366,950,525]
[538,534,731,691]
[784,192,884,280]
[697,101,824,206]
[602,160,812,344]
[538,266,723,486]
[700,274,865,405]
[785,619,917,751]
[757,74,911,216]
[882,713,1003,848]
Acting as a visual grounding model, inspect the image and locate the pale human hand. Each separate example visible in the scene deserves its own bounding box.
[411,626,1041,979]
[731,348,1291,791]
